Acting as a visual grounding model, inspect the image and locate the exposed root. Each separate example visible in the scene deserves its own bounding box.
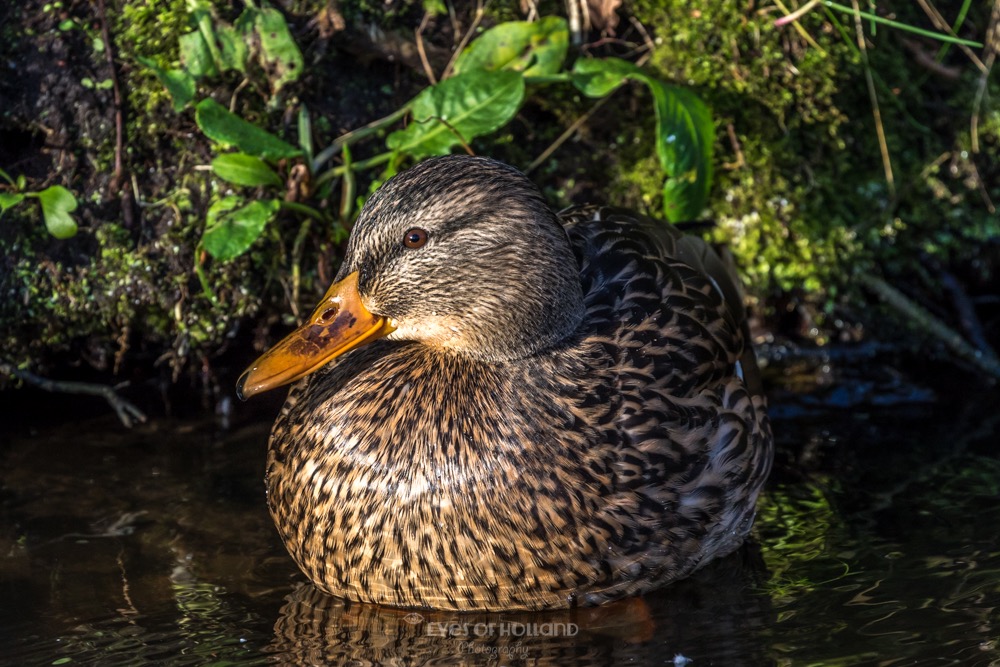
[1,362,148,427]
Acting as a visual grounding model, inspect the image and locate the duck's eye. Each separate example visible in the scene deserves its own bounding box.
[403,228,428,249]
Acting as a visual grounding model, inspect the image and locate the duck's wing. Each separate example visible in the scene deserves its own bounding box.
[559,204,761,397]
[556,205,772,601]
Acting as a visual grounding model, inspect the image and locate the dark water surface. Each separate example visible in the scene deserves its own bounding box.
[2,365,999,666]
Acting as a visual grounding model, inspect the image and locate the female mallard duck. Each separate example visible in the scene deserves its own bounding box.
[238,155,773,611]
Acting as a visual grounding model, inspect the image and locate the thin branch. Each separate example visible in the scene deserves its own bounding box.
[416,11,437,84]
[850,0,895,199]
[723,123,746,170]
[289,217,312,320]
[771,0,827,53]
[914,0,987,72]
[96,0,135,228]
[311,104,411,171]
[938,267,997,357]
[441,0,484,80]
[860,276,1000,381]
[773,0,821,27]
[1,362,148,427]
[567,0,582,46]
[526,95,612,174]
[970,0,999,154]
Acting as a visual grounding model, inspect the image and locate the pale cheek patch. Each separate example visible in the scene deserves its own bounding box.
[389,314,467,349]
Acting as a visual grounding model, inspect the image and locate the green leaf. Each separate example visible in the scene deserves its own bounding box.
[0,192,26,213]
[571,56,637,97]
[386,70,525,159]
[137,56,195,111]
[201,196,279,261]
[0,168,13,186]
[298,105,313,162]
[179,30,217,78]
[453,16,568,77]
[647,81,714,222]
[215,23,248,72]
[195,98,302,160]
[212,153,283,187]
[34,186,79,239]
[572,57,714,221]
[192,2,226,73]
[254,6,304,93]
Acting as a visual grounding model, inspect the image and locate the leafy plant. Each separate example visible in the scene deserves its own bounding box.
[155,14,715,274]
[138,0,303,112]
[0,169,79,239]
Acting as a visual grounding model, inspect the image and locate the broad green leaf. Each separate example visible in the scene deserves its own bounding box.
[195,99,302,160]
[137,56,196,111]
[192,2,226,73]
[179,30,216,78]
[572,57,714,222]
[212,153,283,187]
[570,56,637,97]
[0,192,25,213]
[386,70,525,159]
[646,81,714,222]
[215,23,249,72]
[201,196,280,261]
[453,17,568,76]
[34,185,78,239]
[254,6,304,93]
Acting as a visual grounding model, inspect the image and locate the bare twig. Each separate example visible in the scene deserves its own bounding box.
[860,275,1000,381]
[914,0,987,72]
[442,0,484,80]
[96,0,135,228]
[723,123,746,170]
[416,11,437,84]
[526,95,612,174]
[773,0,821,27]
[770,0,827,53]
[968,157,996,213]
[970,0,998,154]
[1,362,148,427]
[567,0,583,45]
[937,267,997,357]
[850,0,895,199]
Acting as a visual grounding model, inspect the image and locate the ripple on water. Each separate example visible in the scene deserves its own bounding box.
[1,379,999,665]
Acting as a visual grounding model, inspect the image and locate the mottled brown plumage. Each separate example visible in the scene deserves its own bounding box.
[245,155,773,611]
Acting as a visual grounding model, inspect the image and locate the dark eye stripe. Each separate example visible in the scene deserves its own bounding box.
[404,228,428,249]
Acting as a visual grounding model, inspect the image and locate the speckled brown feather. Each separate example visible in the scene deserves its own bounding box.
[264,156,773,611]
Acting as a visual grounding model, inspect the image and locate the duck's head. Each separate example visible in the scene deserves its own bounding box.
[237,155,586,399]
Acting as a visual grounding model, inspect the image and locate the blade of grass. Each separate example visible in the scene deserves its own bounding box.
[934,0,973,61]
[914,0,986,72]
[824,0,983,47]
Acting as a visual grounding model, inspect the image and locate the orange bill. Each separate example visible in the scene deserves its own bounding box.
[236,272,395,400]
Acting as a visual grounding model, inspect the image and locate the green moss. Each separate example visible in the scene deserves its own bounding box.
[116,0,193,120]
[607,1,998,328]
